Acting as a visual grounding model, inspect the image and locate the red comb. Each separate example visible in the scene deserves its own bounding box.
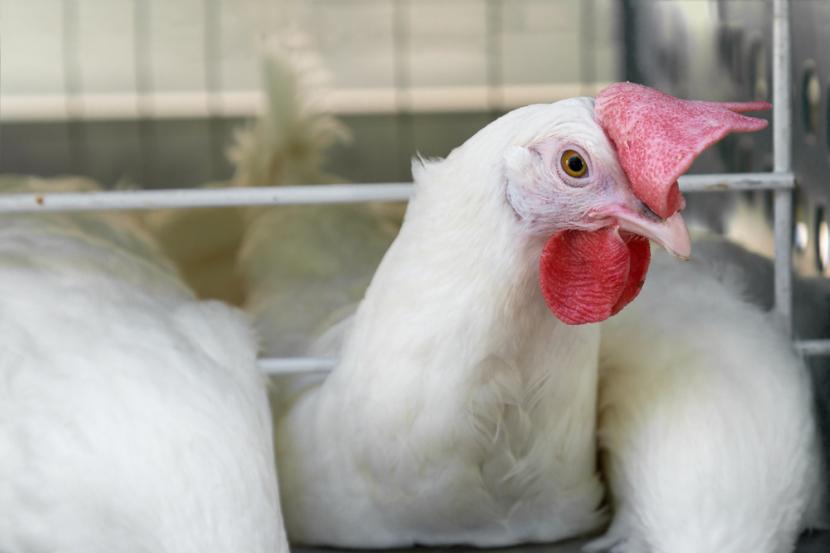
[595,82,771,219]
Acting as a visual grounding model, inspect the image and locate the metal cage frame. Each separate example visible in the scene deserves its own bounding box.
[0,0,820,375]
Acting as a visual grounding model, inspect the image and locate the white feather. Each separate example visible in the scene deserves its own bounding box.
[234,87,822,552]
[0,177,287,553]
[272,100,611,547]
[589,241,824,553]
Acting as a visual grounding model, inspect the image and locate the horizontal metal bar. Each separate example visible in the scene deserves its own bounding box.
[678,172,794,192]
[260,338,830,376]
[0,183,413,213]
[0,172,795,214]
[257,357,337,375]
[795,340,830,357]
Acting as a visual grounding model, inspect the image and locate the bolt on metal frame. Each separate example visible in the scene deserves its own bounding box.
[0,0,822,373]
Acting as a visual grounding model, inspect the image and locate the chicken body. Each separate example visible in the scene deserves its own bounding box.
[590,240,824,553]
[267,89,821,553]
[274,98,644,546]
[0,178,287,553]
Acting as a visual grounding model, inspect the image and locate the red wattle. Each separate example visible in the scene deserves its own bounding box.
[539,228,651,325]
[610,232,651,315]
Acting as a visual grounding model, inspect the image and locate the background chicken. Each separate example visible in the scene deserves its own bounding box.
[143,41,352,305]
[231,44,404,356]
[144,43,404,358]
[0,176,288,553]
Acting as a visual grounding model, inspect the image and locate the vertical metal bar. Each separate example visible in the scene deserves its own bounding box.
[62,0,86,175]
[133,0,154,187]
[619,0,643,83]
[392,1,410,112]
[484,0,503,114]
[1,2,5,166]
[203,0,222,104]
[62,0,82,115]
[203,0,223,179]
[579,0,595,95]
[773,0,793,334]
[392,0,413,181]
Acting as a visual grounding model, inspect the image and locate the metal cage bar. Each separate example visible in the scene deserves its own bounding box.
[773,0,794,334]
[258,357,337,375]
[0,183,413,213]
[795,340,830,357]
[0,173,795,214]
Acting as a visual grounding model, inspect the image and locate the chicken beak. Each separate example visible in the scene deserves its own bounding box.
[613,208,691,260]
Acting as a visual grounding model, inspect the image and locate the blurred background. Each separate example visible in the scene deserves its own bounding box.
[0,0,618,186]
[0,0,828,279]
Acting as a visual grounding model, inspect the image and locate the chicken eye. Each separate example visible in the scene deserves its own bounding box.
[561,150,588,178]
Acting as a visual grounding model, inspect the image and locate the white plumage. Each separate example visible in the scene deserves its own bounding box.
[272,98,661,547]
[589,240,824,553]
[0,177,287,553]
[256,94,823,553]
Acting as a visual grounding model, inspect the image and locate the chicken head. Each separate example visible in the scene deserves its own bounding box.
[503,82,770,324]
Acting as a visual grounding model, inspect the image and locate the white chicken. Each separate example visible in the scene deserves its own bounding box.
[0,176,288,553]
[267,83,822,552]
[590,243,824,553]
